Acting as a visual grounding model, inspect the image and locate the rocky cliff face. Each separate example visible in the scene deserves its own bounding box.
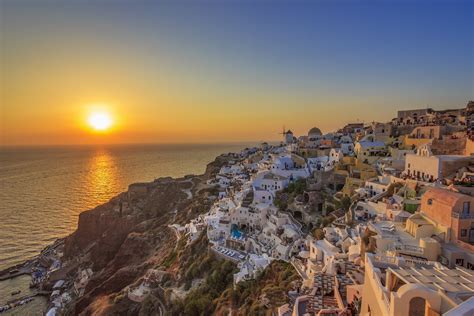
[60,157,225,315]
[64,196,140,269]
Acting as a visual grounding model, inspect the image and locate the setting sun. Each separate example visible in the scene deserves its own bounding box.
[88,112,113,131]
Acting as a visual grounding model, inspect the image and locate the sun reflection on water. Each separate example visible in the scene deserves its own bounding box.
[87,148,118,203]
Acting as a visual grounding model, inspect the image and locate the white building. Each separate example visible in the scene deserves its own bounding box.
[234,253,271,284]
[307,148,342,173]
[270,154,310,179]
[216,174,231,188]
[354,140,386,162]
[360,253,474,316]
[364,175,398,197]
[404,144,473,182]
[252,171,289,194]
[283,130,294,144]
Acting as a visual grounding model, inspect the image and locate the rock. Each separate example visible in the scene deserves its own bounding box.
[62,174,210,314]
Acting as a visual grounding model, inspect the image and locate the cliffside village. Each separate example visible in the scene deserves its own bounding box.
[3,103,474,316]
[173,102,474,316]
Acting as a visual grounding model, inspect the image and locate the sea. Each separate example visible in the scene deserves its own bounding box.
[0,143,250,313]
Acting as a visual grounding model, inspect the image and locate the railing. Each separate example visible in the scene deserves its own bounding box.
[452,211,474,219]
[285,212,303,232]
[396,244,424,254]
[373,254,397,264]
[403,258,435,267]
[290,257,308,280]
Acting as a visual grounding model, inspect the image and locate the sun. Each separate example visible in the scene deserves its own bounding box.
[88,112,113,131]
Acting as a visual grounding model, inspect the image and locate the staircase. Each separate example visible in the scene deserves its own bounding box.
[241,190,254,207]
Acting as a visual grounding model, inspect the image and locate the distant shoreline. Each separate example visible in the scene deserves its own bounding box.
[0,141,266,149]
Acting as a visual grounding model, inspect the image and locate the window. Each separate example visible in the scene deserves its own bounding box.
[456,259,464,266]
[463,201,470,214]
[461,229,467,237]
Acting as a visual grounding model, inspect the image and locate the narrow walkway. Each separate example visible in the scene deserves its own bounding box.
[179,179,195,200]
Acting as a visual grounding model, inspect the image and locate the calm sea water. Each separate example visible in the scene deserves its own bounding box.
[0,143,250,271]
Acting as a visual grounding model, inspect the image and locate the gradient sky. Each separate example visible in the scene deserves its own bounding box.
[1,0,473,145]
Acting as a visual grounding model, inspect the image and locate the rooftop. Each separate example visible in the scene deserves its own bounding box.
[390,266,474,294]
[262,172,288,180]
[357,141,386,148]
[423,187,471,206]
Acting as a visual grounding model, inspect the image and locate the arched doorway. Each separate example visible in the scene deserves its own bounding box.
[408,297,426,316]
[293,210,303,220]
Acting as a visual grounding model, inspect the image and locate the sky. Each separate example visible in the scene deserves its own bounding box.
[1,0,473,145]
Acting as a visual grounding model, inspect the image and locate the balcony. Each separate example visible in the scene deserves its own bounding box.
[395,244,424,255]
[452,211,474,219]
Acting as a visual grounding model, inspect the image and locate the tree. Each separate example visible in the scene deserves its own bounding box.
[336,196,352,211]
[274,192,288,212]
[321,216,334,227]
[312,228,325,240]
[286,178,307,195]
[325,205,335,214]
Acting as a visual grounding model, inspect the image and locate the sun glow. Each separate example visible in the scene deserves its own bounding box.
[88,112,113,131]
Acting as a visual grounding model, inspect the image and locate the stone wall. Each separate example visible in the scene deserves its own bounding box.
[432,137,466,155]
[465,138,474,155]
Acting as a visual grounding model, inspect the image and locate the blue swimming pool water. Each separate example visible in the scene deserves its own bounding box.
[231,224,243,238]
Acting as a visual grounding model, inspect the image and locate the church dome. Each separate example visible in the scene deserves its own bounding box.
[308,127,322,136]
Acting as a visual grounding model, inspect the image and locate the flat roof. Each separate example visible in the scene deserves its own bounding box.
[390,266,474,293]
[369,221,430,247]
[409,217,431,226]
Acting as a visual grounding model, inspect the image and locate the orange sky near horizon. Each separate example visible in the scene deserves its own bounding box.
[0,54,396,145]
[0,73,468,146]
[1,1,472,146]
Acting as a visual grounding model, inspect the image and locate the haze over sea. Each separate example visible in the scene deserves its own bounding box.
[0,143,250,270]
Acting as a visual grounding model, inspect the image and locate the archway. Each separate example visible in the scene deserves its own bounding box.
[293,210,303,220]
[408,297,426,316]
[304,192,310,203]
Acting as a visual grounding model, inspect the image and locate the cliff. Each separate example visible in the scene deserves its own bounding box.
[58,154,297,315]
[59,156,224,315]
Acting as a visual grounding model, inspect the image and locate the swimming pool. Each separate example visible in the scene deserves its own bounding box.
[231,224,243,238]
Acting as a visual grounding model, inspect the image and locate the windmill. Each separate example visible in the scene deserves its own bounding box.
[278,126,294,144]
[278,126,287,137]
